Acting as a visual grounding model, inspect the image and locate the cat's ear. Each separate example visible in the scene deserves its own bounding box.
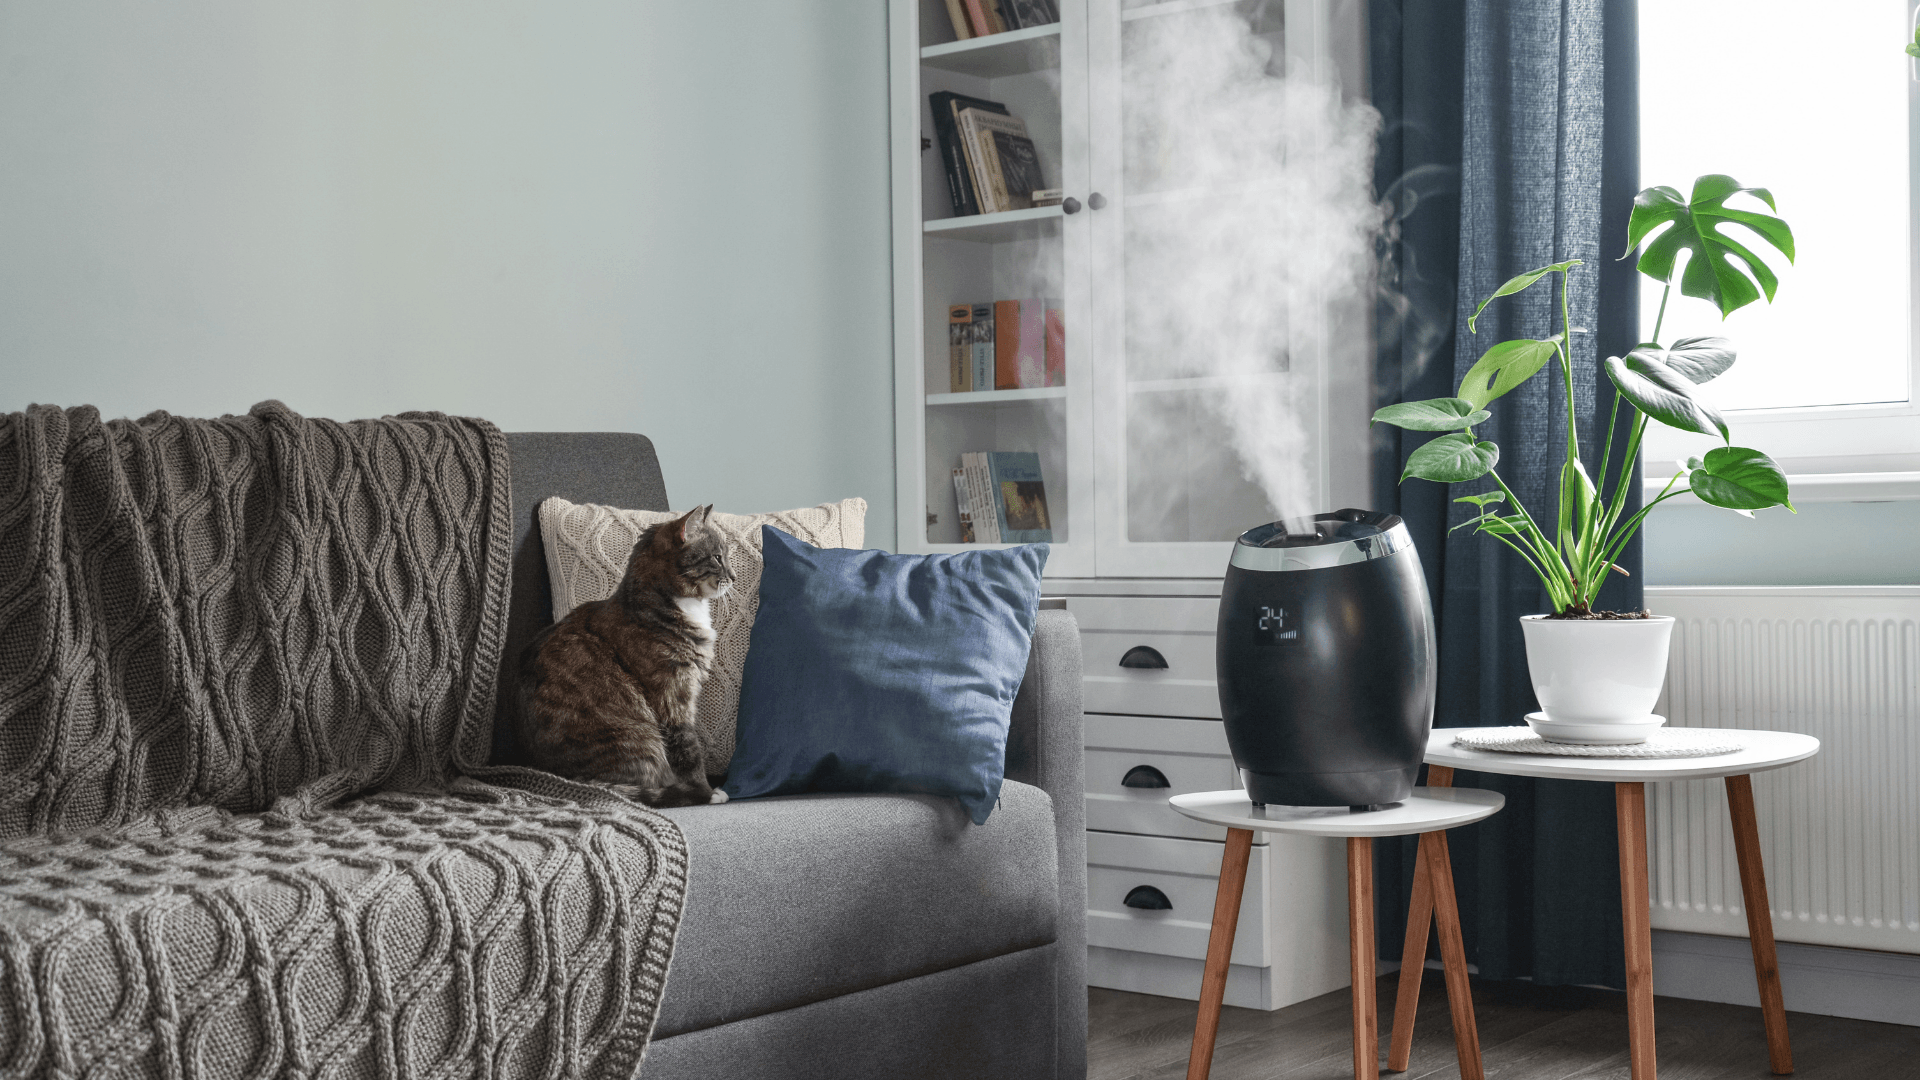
[676,506,702,543]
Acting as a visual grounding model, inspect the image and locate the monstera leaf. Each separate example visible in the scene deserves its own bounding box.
[1467,260,1581,333]
[1372,397,1491,431]
[1688,447,1794,511]
[1658,336,1737,384]
[1402,432,1499,484]
[1458,338,1557,409]
[1625,176,1795,318]
[1606,346,1728,440]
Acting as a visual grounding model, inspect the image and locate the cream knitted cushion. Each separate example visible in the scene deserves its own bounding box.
[537,495,867,774]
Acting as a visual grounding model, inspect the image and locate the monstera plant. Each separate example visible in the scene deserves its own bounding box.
[1373,175,1797,619]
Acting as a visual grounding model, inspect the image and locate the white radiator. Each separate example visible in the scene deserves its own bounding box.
[1647,586,1920,954]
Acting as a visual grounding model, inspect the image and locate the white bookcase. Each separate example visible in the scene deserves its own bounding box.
[889,0,1370,1010]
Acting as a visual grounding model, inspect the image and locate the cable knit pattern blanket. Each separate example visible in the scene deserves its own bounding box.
[0,403,687,1078]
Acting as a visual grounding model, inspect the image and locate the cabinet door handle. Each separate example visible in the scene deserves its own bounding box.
[1061,196,1082,215]
[1123,885,1173,910]
[1121,765,1170,789]
[1119,645,1169,669]
[1087,192,1108,210]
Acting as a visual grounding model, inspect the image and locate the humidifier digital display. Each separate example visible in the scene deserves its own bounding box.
[1252,606,1299,647]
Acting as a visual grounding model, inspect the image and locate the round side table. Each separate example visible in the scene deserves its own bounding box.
[1170,788,1505,1080]
[1403,728,1820,1079]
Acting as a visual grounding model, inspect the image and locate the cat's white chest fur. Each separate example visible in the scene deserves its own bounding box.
[675,596,714,641]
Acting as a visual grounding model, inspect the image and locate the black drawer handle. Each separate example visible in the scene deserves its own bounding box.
[1124,885,1172,910]
[1121,765,1170,789]
[1119,645,1169,669]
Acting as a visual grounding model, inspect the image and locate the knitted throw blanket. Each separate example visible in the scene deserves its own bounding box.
[0,403,688,1078]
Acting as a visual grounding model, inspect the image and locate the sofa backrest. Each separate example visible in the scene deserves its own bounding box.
[491,432,670,764]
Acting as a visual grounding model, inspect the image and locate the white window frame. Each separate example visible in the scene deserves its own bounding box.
[1642,0,1920,502]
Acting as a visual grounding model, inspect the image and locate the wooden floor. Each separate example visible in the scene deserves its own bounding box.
[1089,974,1920,1080]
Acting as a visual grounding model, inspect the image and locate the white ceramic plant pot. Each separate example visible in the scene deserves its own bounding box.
[1519,614,1675,726]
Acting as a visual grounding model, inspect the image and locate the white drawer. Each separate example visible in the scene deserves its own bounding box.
[1068,596,1221,719]
[1080,630,1219,719]
[1080,627,1214,675]
[1085,713,1232,755]
[1087,832,1269,967]
[1084,715,1247,842]
[1065,596,1219,633]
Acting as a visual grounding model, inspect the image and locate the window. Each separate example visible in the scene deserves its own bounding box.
[1638,1,1919,468]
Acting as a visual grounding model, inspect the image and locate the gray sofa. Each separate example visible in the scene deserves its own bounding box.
[495,433,1089,1079]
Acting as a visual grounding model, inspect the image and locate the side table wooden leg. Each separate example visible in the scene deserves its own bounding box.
[1386,839,1432,1072]
[1349,836,1379,1080]
[1422,830,1483,1080]
[1388,765,1452,1070]
[1726,774,1793,1074]
[1187,827,1254,1080]
[1616,781,1657,1080]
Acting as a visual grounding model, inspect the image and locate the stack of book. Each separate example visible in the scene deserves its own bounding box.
[940,0,1060,41]
[954,451,1053,544]
[947,299,1064,392]
[930,92,1053,217]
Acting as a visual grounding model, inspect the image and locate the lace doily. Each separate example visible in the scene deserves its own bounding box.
[1451,726,1745,758]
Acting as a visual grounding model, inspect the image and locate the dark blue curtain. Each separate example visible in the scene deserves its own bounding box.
[1370,0,1642,988]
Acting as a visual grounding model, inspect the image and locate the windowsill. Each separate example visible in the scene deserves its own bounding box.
[1640,399,1920,485]
[1643,469,1920,507]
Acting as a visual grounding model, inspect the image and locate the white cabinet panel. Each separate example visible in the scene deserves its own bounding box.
[1085,830,1347,982]
[1064,595,1218,633]
[1085,714,1240,840]
[1085,747,1238,841]
[1084,713,1229,755]
[1071,595,1222,717]
[896,0,1369,1014]
[1086,832,1270,967]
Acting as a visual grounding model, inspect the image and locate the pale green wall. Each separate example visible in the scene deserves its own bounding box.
[0,2,898,547]
[1643,500,1920,586]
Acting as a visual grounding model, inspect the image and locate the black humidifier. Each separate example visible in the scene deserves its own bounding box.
[1215,509,1436,808]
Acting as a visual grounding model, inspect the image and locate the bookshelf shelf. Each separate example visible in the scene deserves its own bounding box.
[921,23,1063,79]
[923,205,1064,243]
[927,387,1068,406]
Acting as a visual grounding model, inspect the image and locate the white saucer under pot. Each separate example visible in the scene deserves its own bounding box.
[1525,711,1667,745]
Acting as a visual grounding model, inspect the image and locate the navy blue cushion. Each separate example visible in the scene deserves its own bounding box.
[724,526,1049,824]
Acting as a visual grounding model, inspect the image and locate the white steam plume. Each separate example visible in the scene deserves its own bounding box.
[1121,5,1381,530]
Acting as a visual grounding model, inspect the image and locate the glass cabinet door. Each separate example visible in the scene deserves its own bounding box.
[903,0,1095,577]
[1086,0,1363,578]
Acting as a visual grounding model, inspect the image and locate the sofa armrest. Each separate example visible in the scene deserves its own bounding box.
[1005,604,1085,1080]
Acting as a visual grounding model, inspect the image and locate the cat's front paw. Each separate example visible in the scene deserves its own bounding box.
[708,789,729,805]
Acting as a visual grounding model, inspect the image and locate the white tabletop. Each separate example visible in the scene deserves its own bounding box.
[1169,787,1504,838]
[1424,727,1820,782]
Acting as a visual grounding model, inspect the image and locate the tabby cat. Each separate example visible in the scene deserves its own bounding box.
[519,504,734,807]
